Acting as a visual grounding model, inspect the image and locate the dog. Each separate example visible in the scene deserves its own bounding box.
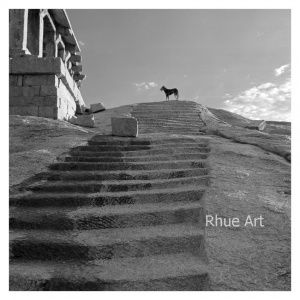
[160,86,179,100]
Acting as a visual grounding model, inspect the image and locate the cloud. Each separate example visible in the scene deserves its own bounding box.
[274,64,290,77]
[133,82,158,91]
[222,78,291,121]
[78,40,85,46]
[183,74,188,78]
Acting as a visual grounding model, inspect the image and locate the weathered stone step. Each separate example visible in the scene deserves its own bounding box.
[132,105,198,110]
[9,253,209,291]
[138,131,205,136]
[10,186,206,207]
[134,100,196,105]
[10,223,205,261]
[74,142,208,152]
[88,137,198,146]
[10,201,204,230]
[27,176,210,193]
[139,127,203,135]
[42,168,210,182]
[132,107,198,111]
[137,119,203,125]
[65,153,209,162]
[49,160,208,171]
[131,109,199,117]
[69,146,210,157]
[138,127,203,132]
[134,115,202,120]
[138,124,203,129]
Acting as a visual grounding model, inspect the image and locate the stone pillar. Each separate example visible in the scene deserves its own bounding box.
[44,31,56,57]
[9,9,30,57]
[26,10,40,56]
[38,11,45,57]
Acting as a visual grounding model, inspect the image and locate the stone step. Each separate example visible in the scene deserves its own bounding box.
[49,160,208,171]
[132,107,198,111]
[132,105,198,109]
[69,146,210,157]
[132,114,203,123]
[10,186,206,207]
[10,201,204,230]
[134,100,196,105]
[65,153,209,163]
[9,253,209,291]
[73,142,208,152]
[42,168,210,182]
[138,127,203,132]
[134,111,200,115]
[138,131,205,136]
[27,176,211,193]
[10,223,205,261]
[138,131,204,135]
[136,119,203,125]
[134,114,203,123]
[88,137,199,146]
[138,124,203,129]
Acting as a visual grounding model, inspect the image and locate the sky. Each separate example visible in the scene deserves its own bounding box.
[68,9,291,121]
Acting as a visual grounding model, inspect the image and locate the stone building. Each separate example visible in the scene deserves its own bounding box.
[9,9,86,120]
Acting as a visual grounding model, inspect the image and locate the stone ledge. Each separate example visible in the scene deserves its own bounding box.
[10,57,64,76]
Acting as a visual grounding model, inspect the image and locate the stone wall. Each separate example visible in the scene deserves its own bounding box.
[9,56,85,120]
[9,9,86,121]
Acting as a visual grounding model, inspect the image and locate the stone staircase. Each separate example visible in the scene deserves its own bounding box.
[9,100,211,291]
[131,100,205,135]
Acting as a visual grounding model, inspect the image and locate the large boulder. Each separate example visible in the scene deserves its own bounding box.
[90,102,106,113]
[69,114,95,128]
[111,117,138,137]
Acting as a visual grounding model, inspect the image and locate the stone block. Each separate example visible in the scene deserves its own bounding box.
[69,115,95,128]
[9,75,18,86]
[38,106,58,119]
[10,106,38,116]
[17,76,23,86]
[10,96,59,108]
[40,85,58,96]
[10,86,23,97]
[245,120,266,131]
[10,57,64,75]
[23,86,40,97]
[9,96,26,107]
[23,75,59,87]
[111,117,138,137]
[90,102,106,113]
[69,55,82,63]
[38,96,59,107]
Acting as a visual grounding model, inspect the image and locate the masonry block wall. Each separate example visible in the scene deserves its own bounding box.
[9,9,86,120]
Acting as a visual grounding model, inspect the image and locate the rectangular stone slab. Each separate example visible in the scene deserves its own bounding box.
[245,120,266,131]
[69,115,95,128]
[111,117,138,137]
[90,102,106,113]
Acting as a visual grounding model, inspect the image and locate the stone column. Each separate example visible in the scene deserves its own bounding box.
[9,9,30,57]
[26,10,40,56]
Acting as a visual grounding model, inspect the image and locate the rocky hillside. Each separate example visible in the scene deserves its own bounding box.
[9,101,291,291]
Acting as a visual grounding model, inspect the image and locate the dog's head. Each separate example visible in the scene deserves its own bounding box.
[160,86,165,91]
